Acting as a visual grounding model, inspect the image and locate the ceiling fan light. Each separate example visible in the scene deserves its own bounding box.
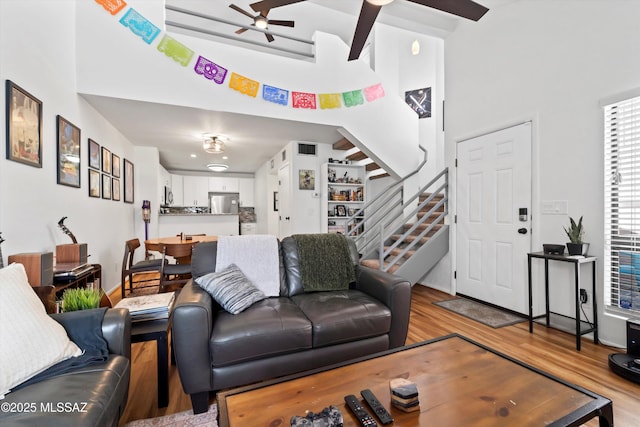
[207,163,229,172]
[254,16,268,29]
[366,0,395,6]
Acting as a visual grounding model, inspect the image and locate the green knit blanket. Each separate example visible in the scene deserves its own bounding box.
[292,233,356,292]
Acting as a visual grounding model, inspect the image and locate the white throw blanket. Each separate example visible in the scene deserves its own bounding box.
[215,235,280,297]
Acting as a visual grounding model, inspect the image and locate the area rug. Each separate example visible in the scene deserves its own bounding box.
[124,403,217,427]
[434,298,526,328]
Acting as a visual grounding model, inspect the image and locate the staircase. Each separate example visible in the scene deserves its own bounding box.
[332,137,389,180]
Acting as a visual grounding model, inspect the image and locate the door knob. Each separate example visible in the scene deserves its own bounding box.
[518,228,528,234]
[285,216,291,221]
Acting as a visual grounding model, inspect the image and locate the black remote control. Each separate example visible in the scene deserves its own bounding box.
[361,389,394,425]
[344,394,378,427]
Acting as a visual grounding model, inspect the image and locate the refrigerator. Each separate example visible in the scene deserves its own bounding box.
[209,192,239,214]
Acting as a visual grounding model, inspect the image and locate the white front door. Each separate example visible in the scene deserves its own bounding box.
[456,122,532,314]
[278,163,292,239]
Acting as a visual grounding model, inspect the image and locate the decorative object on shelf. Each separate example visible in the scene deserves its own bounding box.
[56,115,81,188]
[564,216,589,256]
[89,169,100,198]
[542,244,565,255]
[88,138,100,170]
[61,287,103,312]
[5,80,42,168]
[57,216,78,244]
[124,158,134,203]
[335,205,346,217]
[299,169,315,190]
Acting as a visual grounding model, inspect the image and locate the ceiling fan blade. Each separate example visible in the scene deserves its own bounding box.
[267,19,295,27]
[265,32,275,43]
[250,0,306,13]
[229,4,256,20]
[235,27,249,35]
[348,1,381,61]
[407,0,489,21]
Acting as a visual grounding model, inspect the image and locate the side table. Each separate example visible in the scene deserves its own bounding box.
[131,317,171,407]
[527,252,598,351]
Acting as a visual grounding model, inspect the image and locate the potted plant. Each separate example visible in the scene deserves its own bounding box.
[564,216,589,256]
[61,287,103,312]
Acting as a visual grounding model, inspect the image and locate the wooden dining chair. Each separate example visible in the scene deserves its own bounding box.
[121,238,166,299]
[158,244,194,293]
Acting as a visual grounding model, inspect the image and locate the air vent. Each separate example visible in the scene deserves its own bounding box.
[297,143,317,156]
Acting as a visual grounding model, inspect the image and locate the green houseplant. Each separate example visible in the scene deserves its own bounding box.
[62,287,103,312]
[564,216,589,256]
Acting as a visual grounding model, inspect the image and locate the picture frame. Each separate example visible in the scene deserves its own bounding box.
[112,153,121,178]
[273,191,279,211]
[56,115,81,188]
[6,80,42,167]
[101,146,111,174]
[124,158,134,203]
[112,178,121,201]
[88,139,100,170]
[335,204,347,217]
[299,169,315,190]
[102,174,111,199]
[88,169,100,198]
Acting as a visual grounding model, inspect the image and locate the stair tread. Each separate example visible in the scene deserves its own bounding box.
[384,247,416,258]
[391,234,432,245]
[333,138,354,150]
[361,259,401,273]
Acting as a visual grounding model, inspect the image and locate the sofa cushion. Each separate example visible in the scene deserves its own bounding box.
[0,263,82,398]
[291,290,391,348]
[210,298,312,367]
[196,264,266,314]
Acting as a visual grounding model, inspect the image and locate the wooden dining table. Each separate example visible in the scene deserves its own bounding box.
[144,235,218,264]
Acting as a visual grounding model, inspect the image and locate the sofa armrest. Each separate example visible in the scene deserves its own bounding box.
[172,280,215,394]
[102,308,131,358]
[355,266,411,348]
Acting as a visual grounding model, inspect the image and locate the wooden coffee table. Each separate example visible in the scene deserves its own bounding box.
[217,334,612,426]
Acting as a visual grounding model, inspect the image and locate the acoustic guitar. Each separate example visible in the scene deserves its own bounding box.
[57,217,78,244]
[0,232,4,269]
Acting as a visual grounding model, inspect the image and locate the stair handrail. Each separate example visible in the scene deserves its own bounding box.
[345,145,428,253]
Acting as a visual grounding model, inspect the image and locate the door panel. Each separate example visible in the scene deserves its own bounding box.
[456,122,532,314]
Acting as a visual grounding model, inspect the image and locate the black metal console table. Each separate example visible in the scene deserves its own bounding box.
[527,252,598,351]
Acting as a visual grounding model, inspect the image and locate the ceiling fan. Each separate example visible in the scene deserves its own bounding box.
[229,3,295,43]
[249,0,489,59]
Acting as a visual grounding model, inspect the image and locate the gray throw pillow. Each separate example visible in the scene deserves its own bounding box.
[195,263,266,314]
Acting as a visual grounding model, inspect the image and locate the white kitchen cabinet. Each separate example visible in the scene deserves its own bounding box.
[238,177,254,207]
[209,177,239,192]
[171,174,184,206]
[183,176,209,206]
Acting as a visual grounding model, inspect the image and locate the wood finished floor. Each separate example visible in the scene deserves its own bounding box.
[115,284,640,426]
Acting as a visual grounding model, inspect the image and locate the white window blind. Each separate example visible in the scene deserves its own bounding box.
[604,95,640,312]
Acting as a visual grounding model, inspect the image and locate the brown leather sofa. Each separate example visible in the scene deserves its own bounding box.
[0,308,131,427]
[172,236,412,414]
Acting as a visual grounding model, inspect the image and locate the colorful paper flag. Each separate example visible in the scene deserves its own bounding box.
[95,0,127,15]
[229,72,260,97]
[319,93,342,109]
[194,56,228,84]
[119,8,160,44]
[157,35,194,67]
[342,90,364,107]
[262,85,289,106]
[292,91,317,109]
[364,83,385,102]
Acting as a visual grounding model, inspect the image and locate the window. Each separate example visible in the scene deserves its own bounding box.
[604,94,640,313]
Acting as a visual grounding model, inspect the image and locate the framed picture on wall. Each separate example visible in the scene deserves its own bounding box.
[88,139,100,170]
[299,169,315,190]
[123,158,134,204]
[112,178,120,201]
[5,80,42,168]
[101,146,111,174]
[88,169,100,198]
[56,115,81,188]
[102,174,111,199]
[112,153,121,178]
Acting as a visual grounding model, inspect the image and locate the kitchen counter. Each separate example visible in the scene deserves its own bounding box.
[159,213,238,216]
[158,212,239,236]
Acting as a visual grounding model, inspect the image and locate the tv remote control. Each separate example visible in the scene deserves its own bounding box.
[344,394,378,427]
[361,389,394,425]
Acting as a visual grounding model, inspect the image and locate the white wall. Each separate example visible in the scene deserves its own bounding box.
[0,0,138,294]
[445,0,640,347]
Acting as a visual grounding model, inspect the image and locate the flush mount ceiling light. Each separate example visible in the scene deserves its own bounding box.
[207,163,229,172]
[366,0,394,5]
[254,16,268,29]
[203,136,226,154]
[411,39,420,55]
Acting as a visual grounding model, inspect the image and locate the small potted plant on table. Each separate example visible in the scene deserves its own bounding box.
[564,216,589,256]
[61,287,103,312]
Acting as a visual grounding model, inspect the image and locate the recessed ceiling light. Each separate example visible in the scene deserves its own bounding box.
[222,156,228,160]
[190,154,197,158]
[207,163,228,172]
